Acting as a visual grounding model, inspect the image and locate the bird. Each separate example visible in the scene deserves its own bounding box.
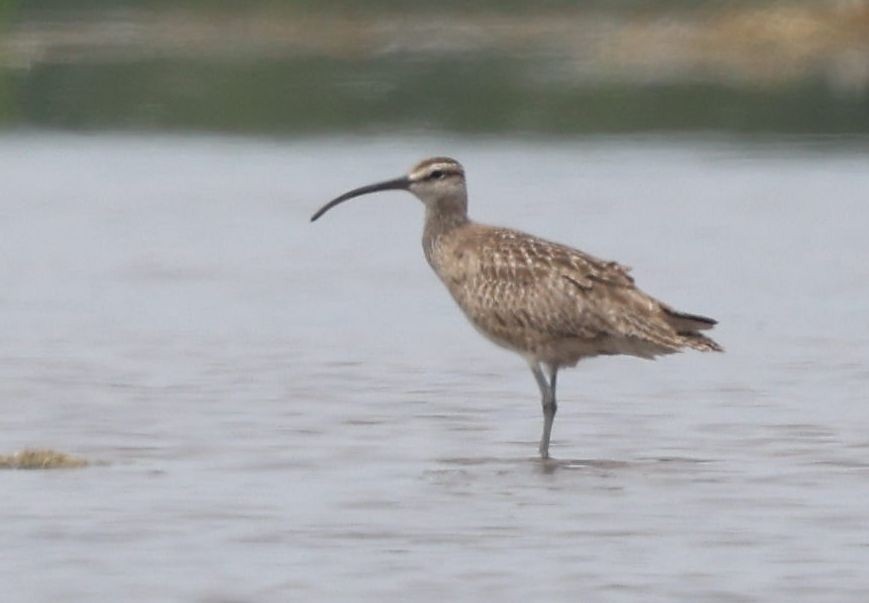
[311,157,722,459]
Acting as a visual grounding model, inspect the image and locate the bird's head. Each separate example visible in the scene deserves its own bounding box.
[311,157,467,222]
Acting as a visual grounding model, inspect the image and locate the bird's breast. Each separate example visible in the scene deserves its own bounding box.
[425,231,471,285]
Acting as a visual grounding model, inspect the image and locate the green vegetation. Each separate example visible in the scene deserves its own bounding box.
[0,0,18,124]
[9,56,868,135]
[2,2,868,134]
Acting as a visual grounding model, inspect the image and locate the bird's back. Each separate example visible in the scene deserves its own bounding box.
[425,222,721,366]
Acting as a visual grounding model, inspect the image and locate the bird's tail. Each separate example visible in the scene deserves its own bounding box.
[680,332,724,352]
[662,306,723,352]
[662,307,717,331]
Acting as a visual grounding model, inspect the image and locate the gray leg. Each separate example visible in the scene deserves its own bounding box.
[530,363,558,459]
[546,363,558,406]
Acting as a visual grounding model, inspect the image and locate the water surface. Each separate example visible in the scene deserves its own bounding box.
[1,133,868,601]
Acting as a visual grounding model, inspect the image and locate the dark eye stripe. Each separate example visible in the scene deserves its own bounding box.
[427,168,459,180]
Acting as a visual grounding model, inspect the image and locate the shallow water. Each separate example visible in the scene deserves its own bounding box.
[2,133,868,602]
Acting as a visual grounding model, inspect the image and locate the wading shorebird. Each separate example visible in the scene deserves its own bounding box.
[311,157,722,459]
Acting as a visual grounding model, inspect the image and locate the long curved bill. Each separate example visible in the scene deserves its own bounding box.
[310,176,410,222]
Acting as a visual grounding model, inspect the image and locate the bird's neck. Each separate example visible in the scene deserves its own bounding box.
[423,196,470,263]
[424,196,468,235]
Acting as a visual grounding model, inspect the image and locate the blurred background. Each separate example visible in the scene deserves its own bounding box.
[3,3,869,603]
[2,0,868,135]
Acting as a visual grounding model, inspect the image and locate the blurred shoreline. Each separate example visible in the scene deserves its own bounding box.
[2,2,868,134]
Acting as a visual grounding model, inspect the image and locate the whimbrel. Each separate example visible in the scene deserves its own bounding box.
[311,157,722,459]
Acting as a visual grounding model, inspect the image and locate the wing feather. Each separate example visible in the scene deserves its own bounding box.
[437,225,720,357]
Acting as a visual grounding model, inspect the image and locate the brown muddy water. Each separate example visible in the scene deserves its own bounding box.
[1,133,868,602]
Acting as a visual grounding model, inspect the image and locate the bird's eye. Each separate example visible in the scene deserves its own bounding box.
[430,170,444,180]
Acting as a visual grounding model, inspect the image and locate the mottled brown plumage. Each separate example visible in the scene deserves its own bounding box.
[425,223,721,365]
[312,157,722,459]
